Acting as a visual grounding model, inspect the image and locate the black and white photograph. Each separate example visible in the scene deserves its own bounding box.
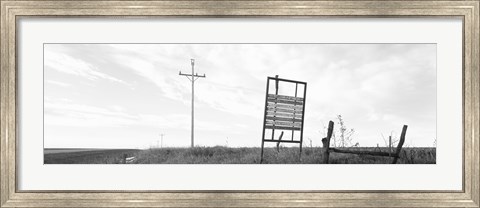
[43,43,436,164]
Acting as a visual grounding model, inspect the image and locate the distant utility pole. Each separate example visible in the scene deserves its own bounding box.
[160,133,165,148]
[179,59,206,148]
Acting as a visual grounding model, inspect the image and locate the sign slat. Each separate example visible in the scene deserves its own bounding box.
[267,103,303,110]
[268,94,304,101]
[266,107,303,114]
[265,125,301,131]
[266,111,303,118]
[267,98,303,105]
[266,116,303,122]
[266,120,302,127]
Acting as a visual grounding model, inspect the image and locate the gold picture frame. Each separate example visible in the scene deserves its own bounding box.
[1,0,479,207]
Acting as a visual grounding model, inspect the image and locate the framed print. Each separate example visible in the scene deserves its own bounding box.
[1,0,479,207]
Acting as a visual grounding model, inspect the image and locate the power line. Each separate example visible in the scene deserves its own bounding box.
[179,59,206,148]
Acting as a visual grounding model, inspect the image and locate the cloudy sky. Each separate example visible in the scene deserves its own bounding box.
[44,44,436,149]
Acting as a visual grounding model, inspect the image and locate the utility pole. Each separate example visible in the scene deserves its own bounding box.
[160,133,165,148]
[179,59,206,148]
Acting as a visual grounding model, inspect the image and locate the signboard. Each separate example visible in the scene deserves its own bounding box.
[260,76,307,163]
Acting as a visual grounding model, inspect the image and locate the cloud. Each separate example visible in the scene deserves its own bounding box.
[46,80,71,87]
[107,45,273,117]
[45,98,137,127]
[111,54,189,102]
[44,47,129,85]
[44,98,232,132]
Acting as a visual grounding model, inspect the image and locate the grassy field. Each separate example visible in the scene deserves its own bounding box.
[44,146,436,164]
[44,148,140,164]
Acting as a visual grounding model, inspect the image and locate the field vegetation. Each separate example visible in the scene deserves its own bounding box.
[44,149,140,164]
[44,146,436,164]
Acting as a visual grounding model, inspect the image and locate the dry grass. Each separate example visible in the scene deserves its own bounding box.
[44,149,140,164]
[44,147,436,164]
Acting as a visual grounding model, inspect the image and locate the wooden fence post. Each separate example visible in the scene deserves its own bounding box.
[392,125,408,164]
[123,154,127,164]
[276,131,284,152]
[389,135,392,156]
[322,121,334,164]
